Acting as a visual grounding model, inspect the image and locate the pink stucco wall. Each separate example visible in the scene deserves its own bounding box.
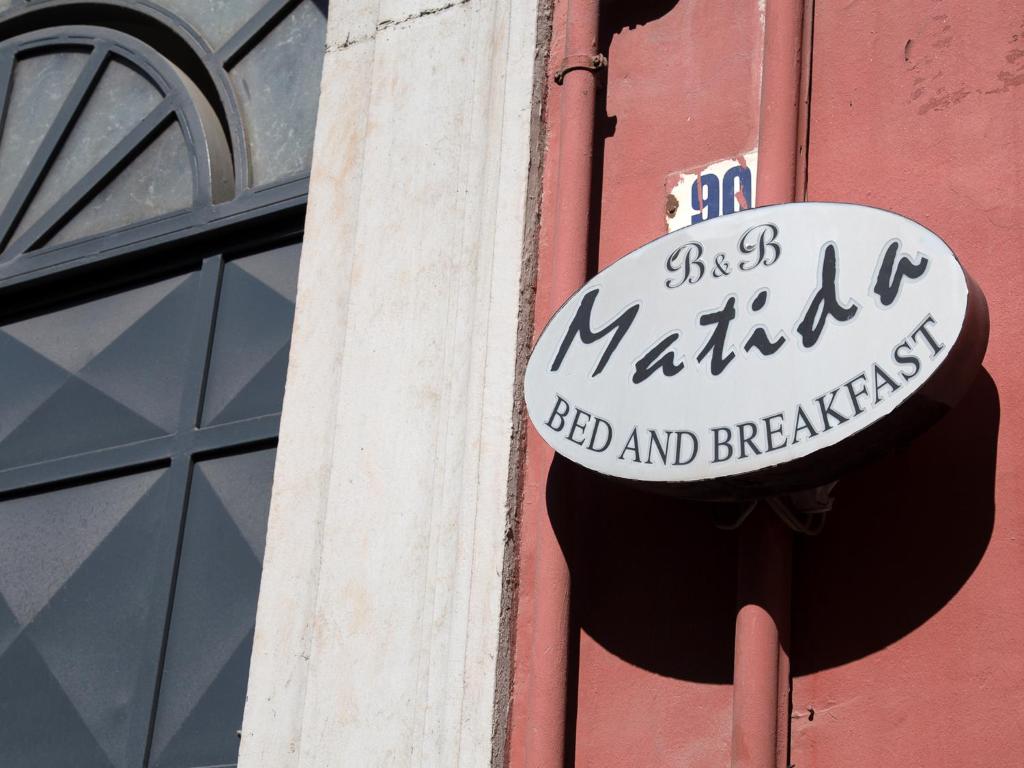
[792,2,1024,764]
[508,1,1022,765]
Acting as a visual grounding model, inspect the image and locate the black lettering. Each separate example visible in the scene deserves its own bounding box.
[751,289,768,312]
[744,290,786,356]
[618,428,642,462]
[872,239,928,306]
[815,388,849,431]
[545,395,571,432]
[666,242,705,288]
[796,242,858,348]
[633,333,685,383]
[738,223,781,270]
[737,421,762,458]
[763,412,788,452]
[696,297,738,375]
[872,363,901,404]
[712,252,732,277]
[844,372,870,416]
[645,430,671,465]
[567,408,591,445]
[893,340,921,382]
[744,327,786,356]
[552,288,640,376]
[711,426,734,463]
[910,314,945,358]
[792,405,818,444]
[672,431,699,465]
[588,417,613,452]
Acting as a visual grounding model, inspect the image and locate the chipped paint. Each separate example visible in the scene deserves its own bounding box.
[665,150,759,232]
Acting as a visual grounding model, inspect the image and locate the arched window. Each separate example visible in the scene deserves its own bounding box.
[0,2,326,766]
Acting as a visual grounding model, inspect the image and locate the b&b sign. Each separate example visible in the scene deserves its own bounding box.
[524,203,988,498]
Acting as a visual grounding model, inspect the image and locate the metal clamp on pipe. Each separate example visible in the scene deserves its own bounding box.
[553,53,608,84]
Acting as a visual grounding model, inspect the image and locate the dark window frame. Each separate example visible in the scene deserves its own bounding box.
[0,0,323,295]
[0,1,322,764]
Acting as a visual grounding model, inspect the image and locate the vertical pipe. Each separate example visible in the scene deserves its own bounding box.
[794,0,816,202]
[731,0,810,766]
[756,0,807,206]
[519,0,602,765]
[546,0,601,303]
[732,511,794,768]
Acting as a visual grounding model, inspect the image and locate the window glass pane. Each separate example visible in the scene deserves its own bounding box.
[49,121,193,247]
[0,271,197,469]
[149,448,276,768]
[231,0,326,185]
[0,51,88,217]
[12,58,163,243]
[0,468,176,768]
[152,0,268,50]
[0,16,313,767]
[202,243,300,426]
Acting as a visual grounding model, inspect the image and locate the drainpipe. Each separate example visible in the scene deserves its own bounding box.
[731,0,812,766]
[732,511,794,768]
[520,0,604,765]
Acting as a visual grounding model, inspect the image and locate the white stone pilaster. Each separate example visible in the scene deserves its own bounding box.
[237,1,540,765]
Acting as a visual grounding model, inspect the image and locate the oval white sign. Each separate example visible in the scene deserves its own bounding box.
[525,203,988,497]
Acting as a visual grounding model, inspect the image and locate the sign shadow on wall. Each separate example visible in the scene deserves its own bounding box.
[545,368,998,683]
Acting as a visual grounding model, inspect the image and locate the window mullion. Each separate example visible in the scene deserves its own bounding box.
[0,45,109,251]
[3,96,176,257]
[217,0,302,69]
[138,252,225,767]
[0,52,13,144]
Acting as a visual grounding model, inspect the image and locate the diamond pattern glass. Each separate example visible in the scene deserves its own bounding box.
[149,449,276,768]
[0,242,297,766]
[0,468,175,768]
[0,271,198,470]
[202,242,300,426]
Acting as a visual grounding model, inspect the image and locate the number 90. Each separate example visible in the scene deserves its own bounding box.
[691,165,754,224]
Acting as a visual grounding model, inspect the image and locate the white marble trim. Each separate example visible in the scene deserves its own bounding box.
[238,1,541,765]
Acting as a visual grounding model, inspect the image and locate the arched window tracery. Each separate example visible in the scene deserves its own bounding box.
[0,0,326,273]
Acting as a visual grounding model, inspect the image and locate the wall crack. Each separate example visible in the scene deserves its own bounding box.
[377,0,473,31]
[326,0,473,52]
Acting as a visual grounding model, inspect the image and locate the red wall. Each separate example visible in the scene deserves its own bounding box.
[792,2,1024,764]
[509,1,1023,766]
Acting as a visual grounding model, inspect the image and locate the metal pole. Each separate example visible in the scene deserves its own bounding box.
[731,509,794,768]
[520,0,603,765]
[731,0,811,764]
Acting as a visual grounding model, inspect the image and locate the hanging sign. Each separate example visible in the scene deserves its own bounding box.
[525,203,988,497]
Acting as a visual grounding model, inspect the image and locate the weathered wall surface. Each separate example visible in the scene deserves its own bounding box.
[509,1,766,766]
[575,3,766,764]
[510,0,1022,766]
[237,1,541,765]
[791,2,1024,765]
